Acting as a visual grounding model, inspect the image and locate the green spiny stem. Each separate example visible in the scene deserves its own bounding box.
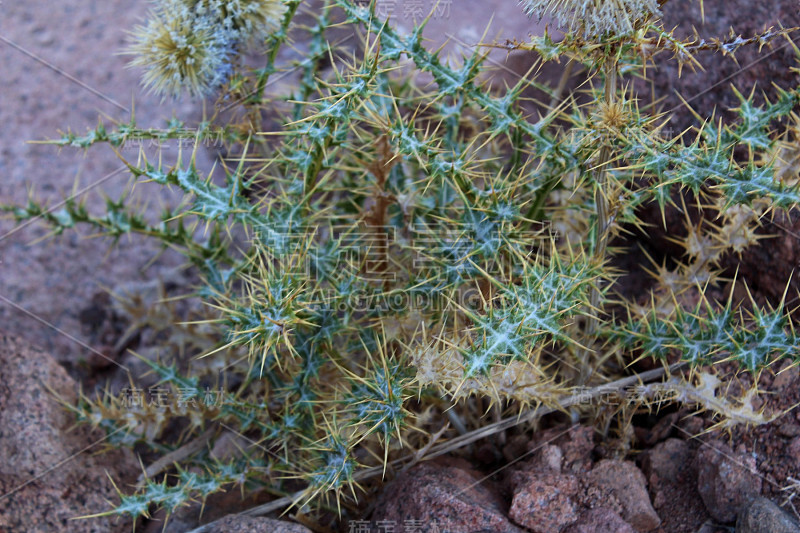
[240,0,302,132]
[292,2,334,121]
[253,0,302,101]
[36,1,800,522]
[527,170,562,222]
[594,61,617,261]
[579,59,617,384]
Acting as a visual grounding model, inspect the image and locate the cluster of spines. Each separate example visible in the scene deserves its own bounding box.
[610,294,799,372]
[96,460,260,521]
[623,86,800,210]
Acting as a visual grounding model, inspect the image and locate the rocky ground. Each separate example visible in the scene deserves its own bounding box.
[2,0,800,532]
[3,328,800,532]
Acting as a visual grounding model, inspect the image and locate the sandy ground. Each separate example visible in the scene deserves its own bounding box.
[0,0,211,371]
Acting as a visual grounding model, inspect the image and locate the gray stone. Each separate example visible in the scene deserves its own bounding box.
[587,459,661,531]
[371,458,526,533]
[736,497,800,533]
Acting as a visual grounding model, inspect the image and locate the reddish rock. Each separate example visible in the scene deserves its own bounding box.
[640,439,709,532]
[528,425,595,475]
[640,412,679,446]
[0,333,137,532]
[563,508,636,533]
[587,460,661,531]
[696,440,762,523]
[558,426,595,474]
[773,363,799,391]
[642,438,695,508]
[676,415,707,439]
[508,470,581,533]
[513,442,565,476]
[722,211,800,310]
[370,459,525,533]
[778,422,800,438]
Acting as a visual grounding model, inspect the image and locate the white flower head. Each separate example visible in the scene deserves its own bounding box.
[519,0,662,38]
[128,0,233,98]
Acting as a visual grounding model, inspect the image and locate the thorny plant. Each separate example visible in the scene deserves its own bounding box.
[6,0,800,529]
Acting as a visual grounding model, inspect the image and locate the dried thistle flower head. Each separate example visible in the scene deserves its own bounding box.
[183,0,288,43]
[128,1,233,98]
[128,0,287,98]
[519,0,662,37]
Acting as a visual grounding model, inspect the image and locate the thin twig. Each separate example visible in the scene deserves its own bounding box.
[137,425,218,486]
[399,422,451,474]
